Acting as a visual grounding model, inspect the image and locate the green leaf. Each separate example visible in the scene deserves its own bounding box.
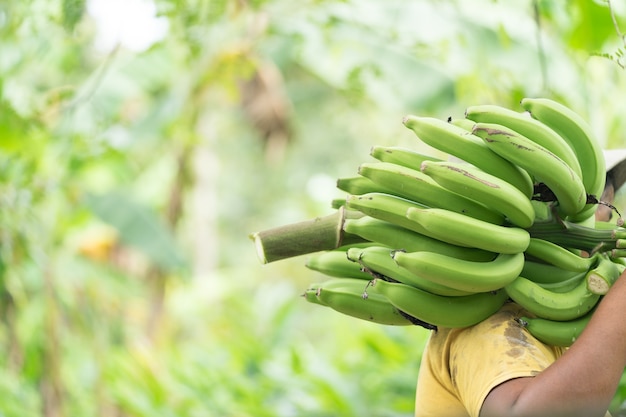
[62,0,86,31]
[566,0,615,51]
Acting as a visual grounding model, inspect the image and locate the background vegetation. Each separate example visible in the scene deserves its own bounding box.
[2,0,626,416]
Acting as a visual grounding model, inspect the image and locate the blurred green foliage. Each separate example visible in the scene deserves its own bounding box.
[1,0,626,416]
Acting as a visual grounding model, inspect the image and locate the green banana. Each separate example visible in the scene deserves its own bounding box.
[369,145,442,170]
[336,175,395,195]
[518,309,594,347]
[595,220,626,231]
[303,284,326,306]
[305,250,373,280]
[586,253,620,295]
[342,216,496,261]
[405,206,530,254]
[610,256,626,269]
[521,97,606,221]
[504,274,601,321]
[535,271,587,293]
[331,198,346,209]
[358,161,504,224]
[472,122,587,217]
[464,104,583,179]
[447,117,476,132]
[392,250,524,293]
[420,160,534,228]
[521,259,587,285]
[303,278,414,326]
[524,238,596,272]
[345,192,429,232]
[346,246,473,296]
[372,279,508,328]
[402,115,534,198]
[531,200,553,222]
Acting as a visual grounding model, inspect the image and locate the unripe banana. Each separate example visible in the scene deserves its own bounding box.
[420,160,534,228]
[586,253,621,295]
[518,309,594,347]
[346,246,473,296]
[372,279,508,328]
[610,256,626,269]
[336,175,395,195]
[524,238,596,272]
[358,161,504,224]
[331,198,346,209]
[303,283,327,306]
[472,122,587,217]
[521,97,606,221]
[345,192,428,232]
[504,275,601,321]
[531,200,553,222]
[369,145,442,170]
[304,278,414,326]
[594,220,626,231]
[405,207,530,254]
[521,260,587,285]
[343,216,495,261]
[464,104,583,179]
[447,117,476,131]
[535,271,586,293]
[305,250,373,280]
[392,250,524,293]
[402,115,534,197]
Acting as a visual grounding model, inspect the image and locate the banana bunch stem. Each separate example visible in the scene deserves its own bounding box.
[249,207,366,264]
[527,215,626,254]
[252,205,626,264]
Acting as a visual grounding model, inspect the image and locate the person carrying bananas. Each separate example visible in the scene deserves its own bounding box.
[414,149,626,417]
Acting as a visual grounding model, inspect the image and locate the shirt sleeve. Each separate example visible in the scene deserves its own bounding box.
[448,303,566,417]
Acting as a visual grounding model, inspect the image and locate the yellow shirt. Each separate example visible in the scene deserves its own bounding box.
[414,302,610,417]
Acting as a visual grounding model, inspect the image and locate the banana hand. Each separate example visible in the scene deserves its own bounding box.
[343,216,495,261]
[373,279,508,328]
[465,104,583,179]
[303,278,414,326]
[521,97,605,221]
[402,115,534,197]
[346,245,473,296]
[505,275,600,321]
[359,161,504,224]
[392,250,523,293]
[405,206,530,254]
[420,160,534,228]
[472,122,587,217]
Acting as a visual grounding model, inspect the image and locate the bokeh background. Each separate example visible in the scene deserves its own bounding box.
[2,1,626,416]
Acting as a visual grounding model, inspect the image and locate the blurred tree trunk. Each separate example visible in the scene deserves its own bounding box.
[146,146,193,342]
[41,263,63,417]
[1,291,23,372]
[191,116,220,279]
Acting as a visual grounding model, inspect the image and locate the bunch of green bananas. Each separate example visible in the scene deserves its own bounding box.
[253,98,626,347]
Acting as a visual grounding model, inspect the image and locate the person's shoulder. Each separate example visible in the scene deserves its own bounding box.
[474,301,526,329]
